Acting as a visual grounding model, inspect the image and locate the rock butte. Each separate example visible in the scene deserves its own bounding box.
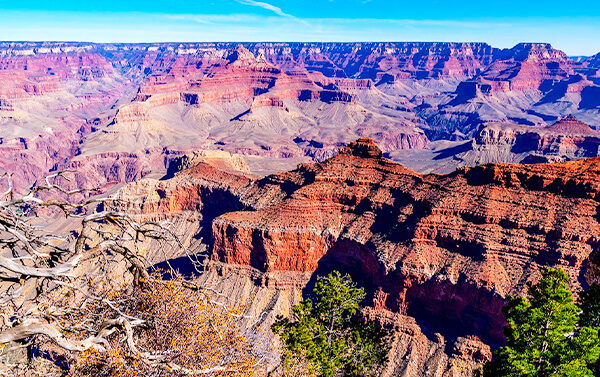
[115,137,600,376]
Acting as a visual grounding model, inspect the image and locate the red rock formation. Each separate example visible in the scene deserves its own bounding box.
[136,45,359,107]
[98,137,600,375]
[419,43,600,142]
[85,44,430,171]
[463,43,575,93]
[115,155,251,216]
[0,52,114,98]
[0,47,139,192]
[465,117,600,162]
[545,115,597,134]
[241,42,496,79]
[1,41,599,193]
[0,41,598,375]
[208,138,600,373]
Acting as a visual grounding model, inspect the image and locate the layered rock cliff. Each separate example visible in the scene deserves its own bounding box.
[0,46,140,191]
[240,42,496,80]
[421,116,600,169]
[79,44,430,175]
[464,43,575,93]
[586,53,600,69]
[202,138,600,376]
[417,43,600,140]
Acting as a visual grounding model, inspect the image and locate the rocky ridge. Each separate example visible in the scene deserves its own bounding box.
[586,53,600,69]
[430,116,600,168]
[113,137,600,376]
[210,138,600,375]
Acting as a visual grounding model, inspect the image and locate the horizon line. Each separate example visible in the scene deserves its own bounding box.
[1,40,597,56]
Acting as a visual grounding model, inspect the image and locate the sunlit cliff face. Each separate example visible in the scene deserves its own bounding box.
[109,136,600,376]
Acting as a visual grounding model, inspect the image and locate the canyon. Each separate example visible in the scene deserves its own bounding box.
[2,41,600,375]
[1,41,600,189]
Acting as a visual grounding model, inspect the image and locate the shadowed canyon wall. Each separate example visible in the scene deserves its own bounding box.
[112,138,600,376]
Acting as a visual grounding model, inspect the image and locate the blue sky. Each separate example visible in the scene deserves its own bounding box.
[0,0,599,55]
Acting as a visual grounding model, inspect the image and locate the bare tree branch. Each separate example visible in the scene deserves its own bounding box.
[0,172,275,376]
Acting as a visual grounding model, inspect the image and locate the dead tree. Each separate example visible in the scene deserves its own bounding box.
[0,172,274,376]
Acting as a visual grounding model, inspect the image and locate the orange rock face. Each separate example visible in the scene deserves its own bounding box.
[211,138,600,349]
[107,137,600,375]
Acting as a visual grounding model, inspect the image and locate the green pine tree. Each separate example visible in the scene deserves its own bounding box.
[272,271,392,377]
[580,284,600,328]
[480,268,600,377]
[579,283,600,376]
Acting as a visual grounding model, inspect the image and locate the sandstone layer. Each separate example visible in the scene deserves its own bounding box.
[210,138,600,375]
[3,40,600,376]
[112,137,600,376]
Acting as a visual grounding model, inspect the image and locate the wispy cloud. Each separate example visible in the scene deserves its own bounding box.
[165,14,511,29]
[165,14,261,24]
[306,17,513,28]
[2,9,598,55]
[235,0,293,18]
[169,1,310,26]
[165,14,212,24]
[234,0,309,25]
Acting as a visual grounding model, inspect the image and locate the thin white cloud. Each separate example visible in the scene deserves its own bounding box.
[306,17,513,28]
[2,9,599,55]
[165,14,511,29]
[235,0,293,18]
[165,14,262,24]
[166,14,212,24]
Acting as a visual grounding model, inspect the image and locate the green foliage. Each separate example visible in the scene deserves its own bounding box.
[579,283,600,376]
[272,271,392,377]
[480,268,600,377]
[580,284,600,328]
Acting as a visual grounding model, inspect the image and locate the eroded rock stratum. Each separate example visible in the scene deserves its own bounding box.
[116,138,600,376]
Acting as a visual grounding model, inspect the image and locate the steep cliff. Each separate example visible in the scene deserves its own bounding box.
[479,43,574,92]
[204,138,600,376]
[415,116,600,170]
[96,137,600,376]
[418,43,600,140]
[239,42,496,80]
[586,53,600,69]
